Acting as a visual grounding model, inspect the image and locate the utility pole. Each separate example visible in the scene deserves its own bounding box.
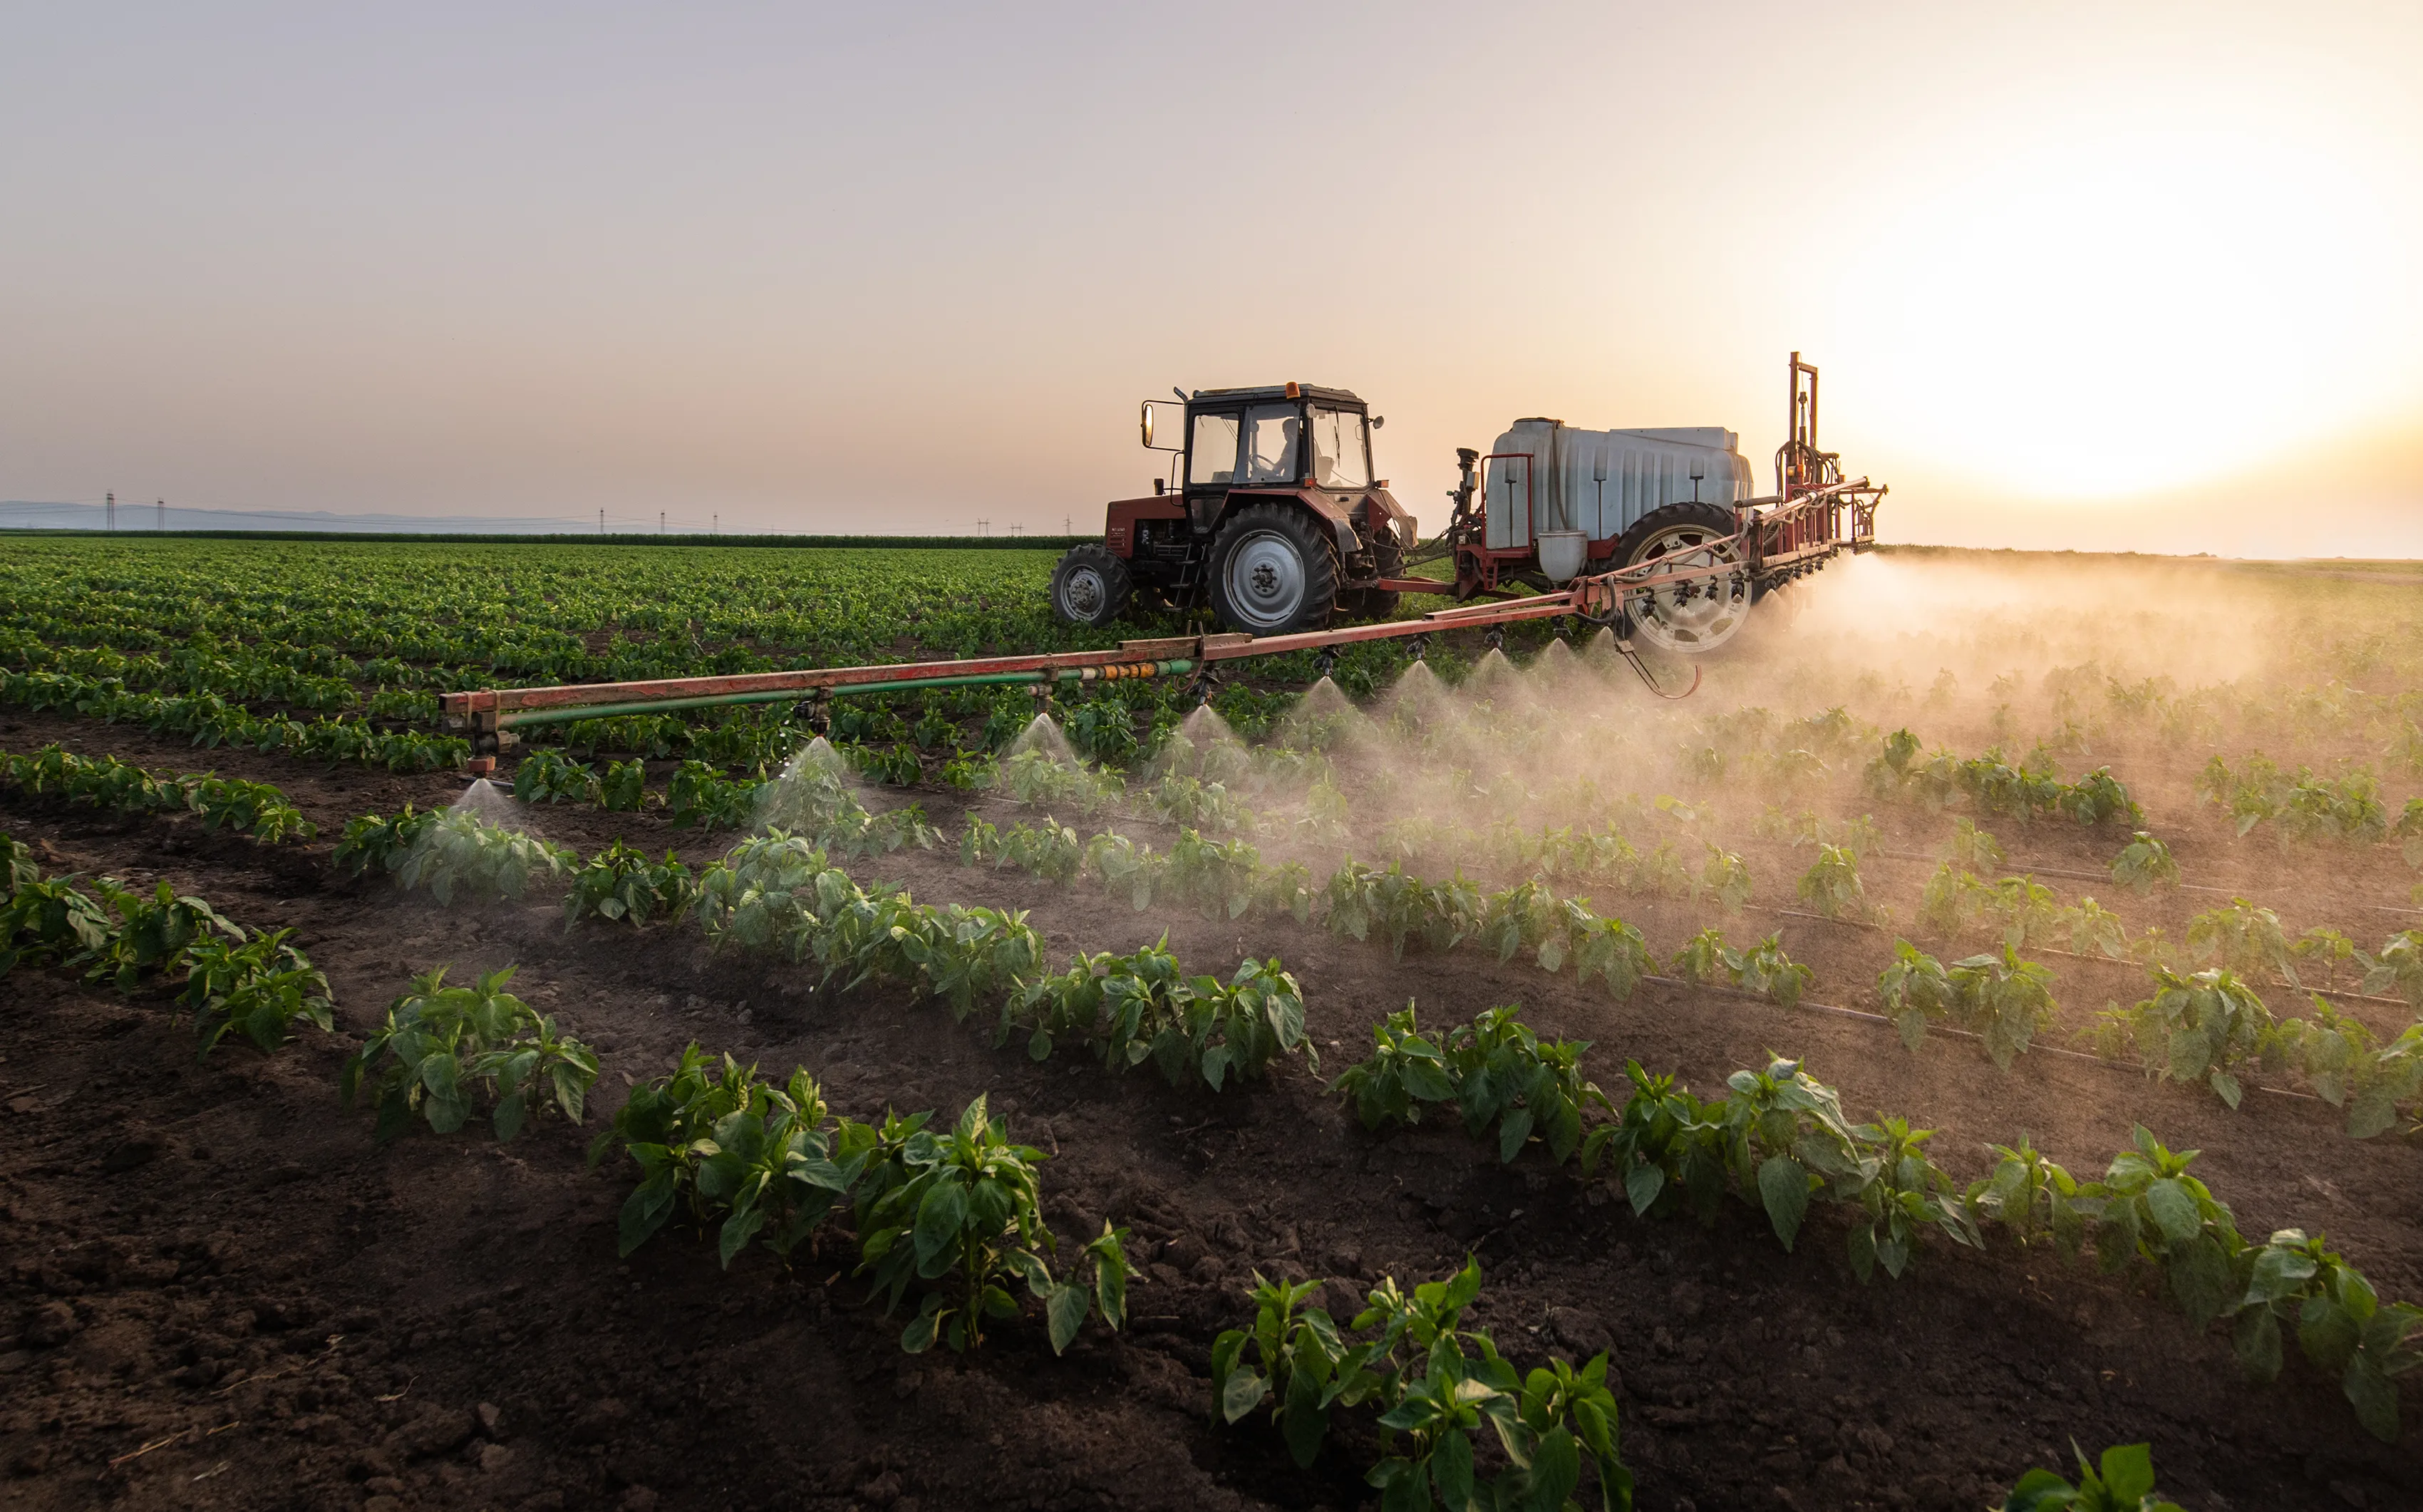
[713,514,718,536]
[105,492,115,531]
[156,499,165,531]
[599,509,605,535]
[659,512,665,536]
[976,519,988,537]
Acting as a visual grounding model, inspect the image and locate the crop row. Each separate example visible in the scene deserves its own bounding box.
[1,671,467,771]
[1,745,316,844]
[1327,1001,2423,1442]
[2200,752,2423,854]
[334,760,2423,1141]
[336,806,1319,1094]
[953,788,2423,1124]
[1,832,332,1052]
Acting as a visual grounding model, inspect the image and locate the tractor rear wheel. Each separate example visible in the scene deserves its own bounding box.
[1613,501,1751,653]
[1050,543,1132,628]
[1208,503,1338,636]
[1340,527,1405,621]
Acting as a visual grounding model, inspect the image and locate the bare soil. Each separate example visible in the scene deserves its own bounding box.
[3,708,2419,1512]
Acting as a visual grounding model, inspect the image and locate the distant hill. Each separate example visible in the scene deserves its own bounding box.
[2,499,596,534]
[0,500,1080,549]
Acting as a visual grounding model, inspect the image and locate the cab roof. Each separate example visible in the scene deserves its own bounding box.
[1189,384,1365,408]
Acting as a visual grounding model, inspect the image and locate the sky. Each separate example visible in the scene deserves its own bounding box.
[4,2,2419,554]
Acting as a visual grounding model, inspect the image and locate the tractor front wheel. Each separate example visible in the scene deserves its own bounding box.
[1208,503,1338,636]
[1050,543,1132,628]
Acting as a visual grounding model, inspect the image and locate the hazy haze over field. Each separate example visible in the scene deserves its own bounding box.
[3,2,2418,552]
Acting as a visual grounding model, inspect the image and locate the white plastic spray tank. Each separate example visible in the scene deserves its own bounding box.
[1481,419,1752,552]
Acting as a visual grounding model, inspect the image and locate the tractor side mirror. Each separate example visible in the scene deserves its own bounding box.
[1140,400,1183,452]
[1140,403,1154,448]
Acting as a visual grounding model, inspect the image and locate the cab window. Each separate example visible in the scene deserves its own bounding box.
[1242,403,1301,485]
[1310,406,1370,489]
[1187,411,1241,486]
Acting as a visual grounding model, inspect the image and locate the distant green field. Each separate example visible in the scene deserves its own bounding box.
[0,538,1110,685]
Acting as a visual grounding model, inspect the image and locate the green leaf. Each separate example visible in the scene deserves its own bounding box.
[2168,1233,2235,1330]
[1757,1155,1811,1251]
[718,1204,766,1268]
[2142,1178,2203,1246]
[2347,1087,2400,1140]
[491,1089,527,1144]
[1845,1220,1877,1285]
[2233,1306,2283,1383]
[912,1180,968,1270]
[1524,1425,1580,1512]
[2096,1441,2158,1502]
[1046,1281,1090,1355]
[1623,1163,1665,1217]
[2345,1355,2403,1443]
[2001,1467,2080,1512]
[616,1174,676,1258]
[1497,1107,1534,1165]
[1221,1367,1269,1425]
[1427,1428,1474,1510]
[423,1092,470,1136]
[1281,1366,1329,1470]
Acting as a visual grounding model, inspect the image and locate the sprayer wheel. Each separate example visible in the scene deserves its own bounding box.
[1208,503,1338,635]
[1613,501,1751,654]
[1050,544,1132,628]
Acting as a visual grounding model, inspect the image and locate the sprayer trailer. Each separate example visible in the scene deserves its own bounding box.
[1052,353,1883,651]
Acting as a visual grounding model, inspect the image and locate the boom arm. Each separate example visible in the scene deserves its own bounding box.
[436,480,1879,763]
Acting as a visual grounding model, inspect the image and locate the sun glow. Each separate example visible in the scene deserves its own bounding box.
[1834,123,2417,499]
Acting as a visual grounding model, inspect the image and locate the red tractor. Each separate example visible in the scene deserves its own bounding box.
[1049,383,1425,636]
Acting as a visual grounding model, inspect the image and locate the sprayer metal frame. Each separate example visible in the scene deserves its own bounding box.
[436,478,1880,752]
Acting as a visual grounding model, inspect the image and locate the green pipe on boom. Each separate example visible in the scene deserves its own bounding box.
[491,658,1197,730]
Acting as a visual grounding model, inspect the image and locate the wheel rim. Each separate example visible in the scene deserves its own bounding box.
[1628,524,1748,652]
[1224,529,1307,631]
[1061,564,1107,619]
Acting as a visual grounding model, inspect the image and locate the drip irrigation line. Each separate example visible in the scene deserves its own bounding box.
[1745,906,2417,1013]
[1871,848,2422,917]
[1637,975,2321,1105]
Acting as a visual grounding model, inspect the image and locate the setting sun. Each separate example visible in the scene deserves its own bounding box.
[1834,117,2416,498]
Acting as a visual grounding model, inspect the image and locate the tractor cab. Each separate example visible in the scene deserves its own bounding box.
[1052,382,1418,636]
[1171,384,1374,507]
